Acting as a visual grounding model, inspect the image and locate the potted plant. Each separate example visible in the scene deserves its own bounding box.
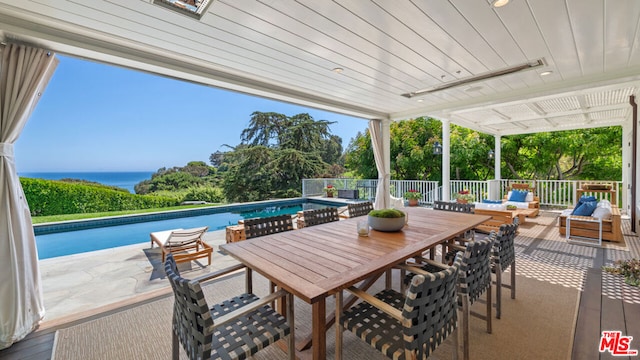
[324,184,338,198]
[455,189,475,204]
[404,189,421,206]
[368,208,406,232]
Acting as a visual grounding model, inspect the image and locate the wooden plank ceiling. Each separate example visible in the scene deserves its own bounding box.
[0,0,639,135]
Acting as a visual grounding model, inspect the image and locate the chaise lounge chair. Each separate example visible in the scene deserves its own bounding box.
[150,226,213,265]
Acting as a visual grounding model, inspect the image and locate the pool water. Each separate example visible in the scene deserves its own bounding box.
[36,201,338,259]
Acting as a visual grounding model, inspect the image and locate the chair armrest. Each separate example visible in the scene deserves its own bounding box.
[447,243,465,252]
[190,263,246,284]
[412,256,449,270]
[395,264,433,276]
[345,286,403,322]
[211,288,290,330]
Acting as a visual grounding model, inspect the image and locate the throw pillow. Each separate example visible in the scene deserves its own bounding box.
[597,199,611,209]
[592,207,612,220]
[508,189,528,202]
[525,191,534,202]
[572,201,598,216]
[574,195,598,210]
[482,199,502,204]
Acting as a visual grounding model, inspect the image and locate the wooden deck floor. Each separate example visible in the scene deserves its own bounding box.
[1,211,639,360]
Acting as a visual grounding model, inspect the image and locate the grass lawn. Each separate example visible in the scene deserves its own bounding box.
[31,203,219,224]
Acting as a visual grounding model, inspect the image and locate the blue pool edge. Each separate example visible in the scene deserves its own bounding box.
[33,197,350,235]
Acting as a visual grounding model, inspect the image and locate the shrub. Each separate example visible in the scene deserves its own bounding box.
[21,178,179,216]
[183,186,225,203]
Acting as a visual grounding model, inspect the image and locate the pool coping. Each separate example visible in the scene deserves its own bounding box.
[33,197,350,235]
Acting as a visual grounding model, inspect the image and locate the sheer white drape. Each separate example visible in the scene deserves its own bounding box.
[368,119,389,209]
[0,43,58,349]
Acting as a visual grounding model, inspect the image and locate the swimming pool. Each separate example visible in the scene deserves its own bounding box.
[35,198,344,259]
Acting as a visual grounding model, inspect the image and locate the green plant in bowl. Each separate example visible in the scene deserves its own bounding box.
[368,208,406,232]
[368,208,405,218]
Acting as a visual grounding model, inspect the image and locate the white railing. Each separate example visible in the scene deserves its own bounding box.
[450,180,488,203]
[302,178,623,208]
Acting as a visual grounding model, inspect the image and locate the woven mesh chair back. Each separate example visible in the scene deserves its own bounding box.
[459,238,493,304]
[244,214,294,239]
[433,200,474,213]
[347,201,373,217]
[403,254,462,358]
[303,207,339,227]
[165,254,215,360]
[493,221,518,270]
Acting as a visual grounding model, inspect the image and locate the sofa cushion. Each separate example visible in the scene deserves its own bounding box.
[508,190,528,202]
[474,202,507,211]
[592,206,613,220]
[597,199,611,209]
[572,201,598,216]
[525,191,534,202]
[482,199,503,204]
[503,201,529,209]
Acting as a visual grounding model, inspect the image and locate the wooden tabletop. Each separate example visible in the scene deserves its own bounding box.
[220,207,490,304]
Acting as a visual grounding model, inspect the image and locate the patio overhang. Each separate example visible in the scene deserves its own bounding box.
[0,1,638,201]
[1,0,639,134]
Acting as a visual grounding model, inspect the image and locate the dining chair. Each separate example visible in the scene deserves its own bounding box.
[433,200,475,263]
[301,207,339,227]
[164,254,295,360]
[336,254,462,360]
[405,238,493,360]
[243,214,294,239]
[347,201,374,217]
[492,218,519,319]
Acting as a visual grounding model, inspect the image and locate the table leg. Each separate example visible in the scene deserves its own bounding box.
[312,298,326,360]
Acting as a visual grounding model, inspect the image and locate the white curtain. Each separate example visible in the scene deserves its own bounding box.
[369,119,389,209]
[0,44,58,349]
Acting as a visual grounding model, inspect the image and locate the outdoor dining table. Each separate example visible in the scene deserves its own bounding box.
[220,206,490,360]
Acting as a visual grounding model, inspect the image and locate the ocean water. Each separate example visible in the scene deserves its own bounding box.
[18,171,154,193]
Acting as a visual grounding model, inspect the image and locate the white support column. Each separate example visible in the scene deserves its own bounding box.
[382,119,391,208]
[622,120,632,214]
[442,119,451,201]
[494,135,501,180]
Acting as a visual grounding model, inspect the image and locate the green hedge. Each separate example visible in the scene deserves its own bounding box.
[20,178,179,216]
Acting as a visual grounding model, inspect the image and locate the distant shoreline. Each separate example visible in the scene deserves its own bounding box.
[19,171,154,193]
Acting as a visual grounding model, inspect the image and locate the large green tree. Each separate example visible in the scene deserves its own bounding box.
[344,118,621,182]
[219,112,343,201]
[501,127,621,180]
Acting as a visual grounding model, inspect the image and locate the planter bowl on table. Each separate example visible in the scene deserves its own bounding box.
[368,215,406,232]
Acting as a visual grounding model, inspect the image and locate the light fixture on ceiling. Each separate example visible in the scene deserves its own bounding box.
[401,58,546,98]
[332,67,344,73]
[153,0,214,19]
[540,70,553,76]
[417,99,424,103]
[492,0,510,7]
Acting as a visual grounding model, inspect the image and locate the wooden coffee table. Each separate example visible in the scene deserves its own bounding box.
[511,208,537,223]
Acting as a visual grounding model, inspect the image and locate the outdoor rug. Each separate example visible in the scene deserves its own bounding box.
[52,268,579,360]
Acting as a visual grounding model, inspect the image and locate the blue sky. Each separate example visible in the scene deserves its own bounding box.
[15,55,369,172]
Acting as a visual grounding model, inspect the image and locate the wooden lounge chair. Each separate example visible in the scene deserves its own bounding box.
[150,226,213,265]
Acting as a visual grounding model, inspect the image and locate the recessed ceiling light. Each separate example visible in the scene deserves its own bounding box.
[540,71,553,76]
[492,0,509,7]
[332,67,344,73]
[417,99,424,102]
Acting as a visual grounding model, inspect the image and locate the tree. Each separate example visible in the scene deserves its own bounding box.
[240,111,287,146]
[343,118,622,182]
[218,112,345,201]
[501,127,621,180]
